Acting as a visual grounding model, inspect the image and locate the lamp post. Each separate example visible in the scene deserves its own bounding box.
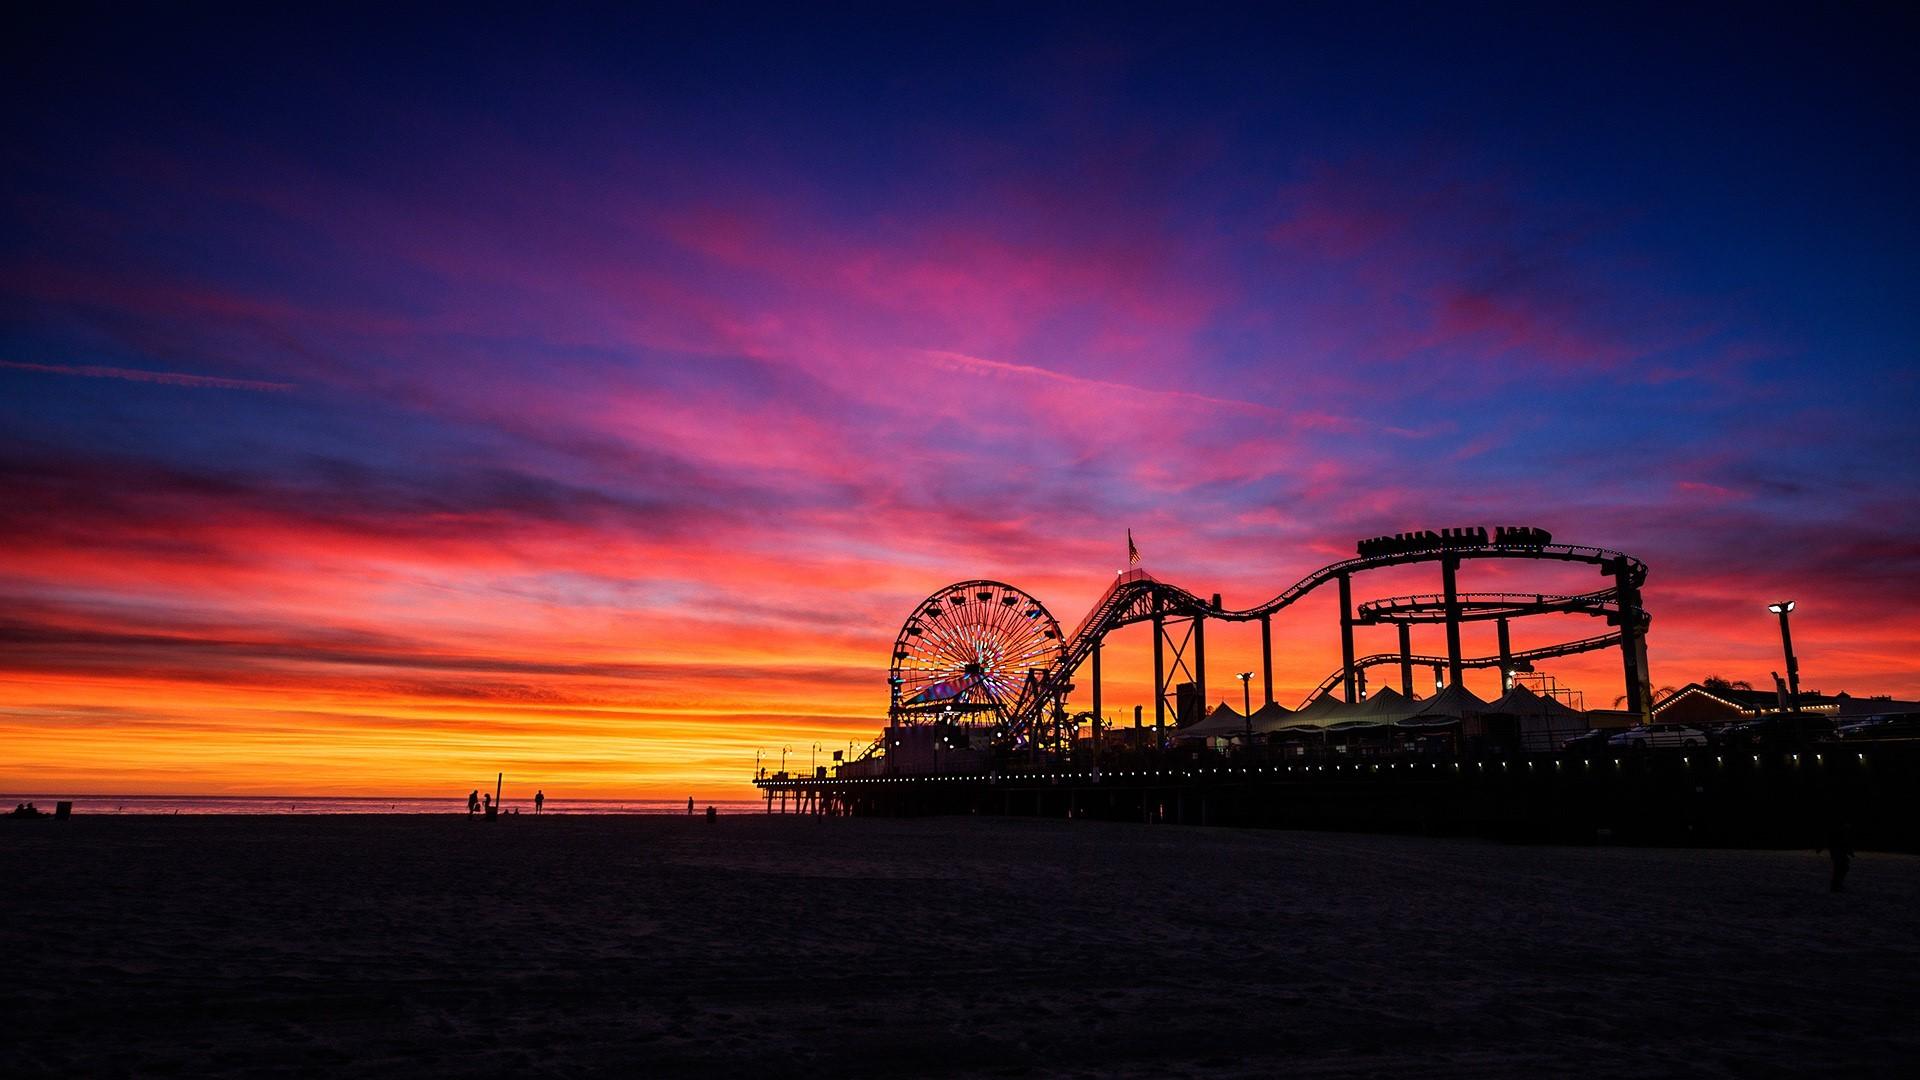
[811,742,819,776]
[1237,671,1254,748]
[754,748,762,779]
[1768,601,1800,712]
[780,744,791,773]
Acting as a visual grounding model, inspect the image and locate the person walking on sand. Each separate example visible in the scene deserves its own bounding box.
[534,789,545,815]
[1817,818,1854,892]
[686,796,694,816]
[467,790,480,817]
[483,792,492,815]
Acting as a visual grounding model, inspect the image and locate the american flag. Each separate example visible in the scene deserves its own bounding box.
[1127,529,1139,566]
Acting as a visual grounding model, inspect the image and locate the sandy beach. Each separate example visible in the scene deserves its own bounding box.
[5,815,1917,1077]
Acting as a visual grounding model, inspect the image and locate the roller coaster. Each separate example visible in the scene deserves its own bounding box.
[885,525,1651,757]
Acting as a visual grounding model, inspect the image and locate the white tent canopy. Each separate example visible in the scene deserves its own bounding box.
[1245,699,1298,734]
[1325,687,1414,730]
[1487,684,1583,718]
[1395,684,1491,728]
[1178,702,1249,739]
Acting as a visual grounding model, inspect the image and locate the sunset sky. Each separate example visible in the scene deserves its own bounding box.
[4,5,1917,797]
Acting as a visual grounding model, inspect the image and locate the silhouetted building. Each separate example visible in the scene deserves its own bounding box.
[1653,684,1920,726]
[1175,682,1202,728]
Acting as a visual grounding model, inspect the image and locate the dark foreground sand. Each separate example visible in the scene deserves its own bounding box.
[5,815,1917,1078]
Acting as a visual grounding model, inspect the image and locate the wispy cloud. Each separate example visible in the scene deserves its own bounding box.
[2,360,295,392]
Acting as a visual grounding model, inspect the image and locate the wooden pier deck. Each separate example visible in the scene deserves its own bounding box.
[757,742,1920,850]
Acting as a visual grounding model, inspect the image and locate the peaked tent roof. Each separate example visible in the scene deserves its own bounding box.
[1178,702,1249,739]
[1286,693,1347,728]
[1246,699,1298,734]
[1396,683,1492,727]
[1487,684,1584,718]
[1311,697,1368,727]
[1326,687,1414,730]
[1358,687,1408,715]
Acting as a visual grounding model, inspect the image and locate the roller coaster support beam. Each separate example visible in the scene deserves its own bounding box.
[1442,554,1464,688]
[1151,591,1166,739]
[1339,571,1357,703]
[1398,623,1413,697]
[1497,617,1513,692]
[1260,613,1274,706]
[1091,641,1102,726]
[1613,562,1653,724]
[1193,610,1207,720]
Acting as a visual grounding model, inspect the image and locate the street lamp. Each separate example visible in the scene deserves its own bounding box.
[811,742,819,776]
[1237,671,1254,746]
[1768,601,1800,712]
[755,748,762,779]
[780,744,792,773]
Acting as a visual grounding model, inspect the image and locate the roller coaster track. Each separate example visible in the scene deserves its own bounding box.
[1355,589,1650,627]
[1294,630,1627,708]
[1006,543,1647,742]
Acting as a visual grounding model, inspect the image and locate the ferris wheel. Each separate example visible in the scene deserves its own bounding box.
[888,580,1064,723]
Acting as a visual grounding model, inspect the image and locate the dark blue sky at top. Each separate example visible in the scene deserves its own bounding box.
[10,6,1914,355]
[3,2,1918,702]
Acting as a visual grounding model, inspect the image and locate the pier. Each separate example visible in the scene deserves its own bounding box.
[760,526,1920,850]
[757,741,1920,850]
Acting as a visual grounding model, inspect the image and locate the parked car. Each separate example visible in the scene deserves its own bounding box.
[1562,729,1614,753]
[1607,723,1708,749]
[1720,714,1835,745]
[1835,713,1920,740]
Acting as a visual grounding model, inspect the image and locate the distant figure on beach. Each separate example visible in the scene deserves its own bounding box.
[467,790,480,817]
[483,792,493,815]
[534,789,545,815]
[1818,819,1854,892]
[705,804,716,822]
[687,796,694,816]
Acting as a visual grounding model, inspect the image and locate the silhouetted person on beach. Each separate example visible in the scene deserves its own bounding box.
[483,793,492,815]
[1818,819,1854,892]
[705,804,716,822]
[534,790,545,815]
[467,790,480,817]
[687,796,694,816]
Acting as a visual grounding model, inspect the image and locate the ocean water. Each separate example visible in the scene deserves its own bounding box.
[1,795,767,816]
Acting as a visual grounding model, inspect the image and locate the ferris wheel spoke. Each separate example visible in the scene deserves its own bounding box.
[920,604,984,664]
[912,610,977,666]
[889,580,1064,724]
[997,643,1057,673]
[921,630,979,676]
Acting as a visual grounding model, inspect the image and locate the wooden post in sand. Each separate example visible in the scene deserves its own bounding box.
[492,772,502,819]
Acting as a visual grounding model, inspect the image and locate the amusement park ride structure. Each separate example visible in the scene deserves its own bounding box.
[883,526,1652,761]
